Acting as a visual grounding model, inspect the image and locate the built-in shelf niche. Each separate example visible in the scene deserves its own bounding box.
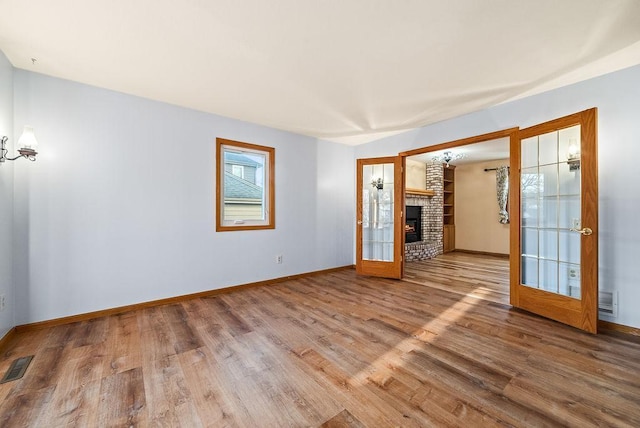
[443,168,455,225]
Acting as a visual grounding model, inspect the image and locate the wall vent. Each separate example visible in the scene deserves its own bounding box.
[0,355,33,384]
[599,290,618,318]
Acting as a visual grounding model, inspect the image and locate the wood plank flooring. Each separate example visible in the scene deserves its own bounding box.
[1,256,639,427]
[405,252,510,305]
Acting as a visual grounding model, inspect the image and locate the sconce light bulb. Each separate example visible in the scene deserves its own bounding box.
[567,136,580,158]
[18,126,38,149]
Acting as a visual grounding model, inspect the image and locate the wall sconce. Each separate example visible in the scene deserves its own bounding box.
[567,138,580,171]
[0,126,39,163]
[432,150,464,168]
[371,177,384,190]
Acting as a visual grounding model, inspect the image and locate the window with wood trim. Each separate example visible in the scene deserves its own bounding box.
[216,138,275,231]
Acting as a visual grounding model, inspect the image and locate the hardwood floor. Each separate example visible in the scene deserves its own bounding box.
[1,261,639,426]
[405,252,510,305]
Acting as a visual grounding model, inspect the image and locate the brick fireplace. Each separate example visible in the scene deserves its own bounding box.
[404,163,444,261]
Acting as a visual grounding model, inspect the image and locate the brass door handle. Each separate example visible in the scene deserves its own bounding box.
[570,227,593,236]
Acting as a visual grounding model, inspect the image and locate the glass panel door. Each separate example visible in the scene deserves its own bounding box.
[511,108,598,333]
[362,162,395,262]
[521,125,582,298]
[356,156,403,278]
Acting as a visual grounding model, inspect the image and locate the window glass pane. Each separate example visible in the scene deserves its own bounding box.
[538,131,558,165]
[216,138,274,231]
[522,227,538,257]
[522,256,538,288]
[223,149,265,221]
[559,161,580,195]
[519,123,583,299]
[539,164,558,197]
[383,163,395,185]
[558,195,580,229]
[521,136,538,168]
[559,230,580,264]
[559,262,580,298]
[539,198,557,228]
[539,229,558,261]
[521,167,542,197]
[521,197,538,227]
[231,164,244,178]
[539,259,558,292]
[362,162,394,262]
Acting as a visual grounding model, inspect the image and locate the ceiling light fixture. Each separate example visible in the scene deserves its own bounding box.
[432,151,463,168]
[0,126,39,163]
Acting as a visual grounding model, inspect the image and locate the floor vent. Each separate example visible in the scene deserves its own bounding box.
[0,355,34,384]
[599,290,618,318]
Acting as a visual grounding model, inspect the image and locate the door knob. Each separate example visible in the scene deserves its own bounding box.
[570,227,593,236]
[357,220,363,225]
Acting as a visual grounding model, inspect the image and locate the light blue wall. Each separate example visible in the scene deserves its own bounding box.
[12,70,355,324]
[356,64,640,329]
[8,55,640,330]
[0,51,14,337]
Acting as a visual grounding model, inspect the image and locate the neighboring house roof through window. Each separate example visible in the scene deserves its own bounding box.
[224,152,260,168]
[223,171,262,200]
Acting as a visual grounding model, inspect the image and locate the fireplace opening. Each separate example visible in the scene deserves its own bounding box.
[405,205,422,243]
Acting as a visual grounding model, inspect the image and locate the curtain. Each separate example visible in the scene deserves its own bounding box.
[496,166,509,224]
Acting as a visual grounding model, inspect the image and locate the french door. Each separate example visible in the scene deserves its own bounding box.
[356,156,404,278]
[510,108,598,333]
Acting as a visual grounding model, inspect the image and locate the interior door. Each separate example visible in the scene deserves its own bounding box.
[356,156,404,278]
[510,108,598,333]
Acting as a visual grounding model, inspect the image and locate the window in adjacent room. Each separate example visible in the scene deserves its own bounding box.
[231,164,244,179]
[216,138,275,231]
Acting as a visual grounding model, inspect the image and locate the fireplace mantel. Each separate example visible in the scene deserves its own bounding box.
[405,188,435,197]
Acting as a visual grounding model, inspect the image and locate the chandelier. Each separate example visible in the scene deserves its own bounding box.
[432,151,464,168]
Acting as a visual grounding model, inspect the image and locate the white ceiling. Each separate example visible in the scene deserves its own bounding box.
[1,1,640,145]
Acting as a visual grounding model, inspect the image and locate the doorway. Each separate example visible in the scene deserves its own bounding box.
[405,138,511,255]
[403,134,512,304]
[392,108,599,333]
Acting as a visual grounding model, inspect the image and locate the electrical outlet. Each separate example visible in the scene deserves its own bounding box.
[568,268,578,279]
[276,255,283,264]
[0,294,5,312]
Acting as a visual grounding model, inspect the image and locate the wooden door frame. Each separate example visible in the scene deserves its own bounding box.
[398,113,599,334]
[400,127,519,281]
[399,128,519,159]
[355,129,518,281]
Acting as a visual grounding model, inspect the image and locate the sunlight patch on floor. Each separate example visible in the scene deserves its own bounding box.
[402,278,509,305]
[349,294,481,384]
